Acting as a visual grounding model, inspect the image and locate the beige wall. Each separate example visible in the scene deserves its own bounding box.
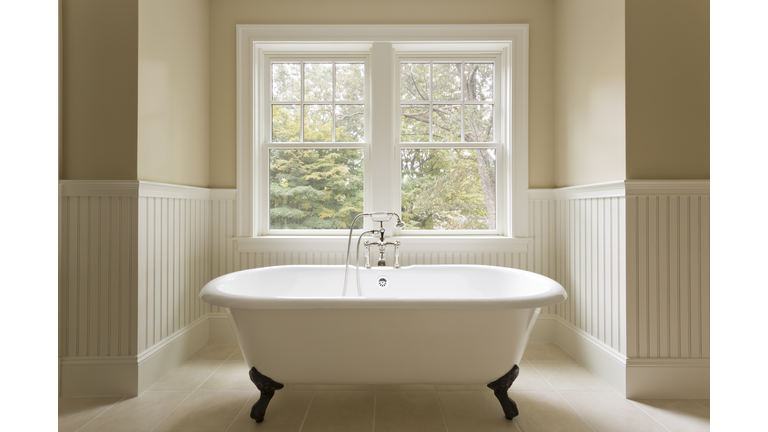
[208,0,556,188]
[138,0,210,187]
[61,0,139,180]
[554,0,625,187]
[625,0,709,179]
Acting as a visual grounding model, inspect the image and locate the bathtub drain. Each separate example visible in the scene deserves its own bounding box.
[377,277,388,288]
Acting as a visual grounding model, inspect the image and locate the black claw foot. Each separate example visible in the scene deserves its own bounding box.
[487,365,520,419]
[249,367,284,423]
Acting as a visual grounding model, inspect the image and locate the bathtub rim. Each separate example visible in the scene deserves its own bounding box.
[201,264,566,310]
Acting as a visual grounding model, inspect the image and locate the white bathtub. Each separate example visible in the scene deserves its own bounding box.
[201,264,566,422]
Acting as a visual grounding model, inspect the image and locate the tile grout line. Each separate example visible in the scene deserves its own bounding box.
[297,390,317,432]
[73,397,127,432]
[224,389,258,432]
[690,398,709,410]
[626,400,673,432]
[528,345,674,432]
[547,342,675,432]
[525,360,598,432]
[149,347,239,432]
[433,388,450,432]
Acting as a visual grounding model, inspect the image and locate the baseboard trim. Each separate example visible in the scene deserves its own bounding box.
[59,316,210,397]
[534,315,627,395]
[626,357,710,399]
[531,315,709,399]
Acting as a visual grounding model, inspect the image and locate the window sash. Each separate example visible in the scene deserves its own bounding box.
[263,55,369,145]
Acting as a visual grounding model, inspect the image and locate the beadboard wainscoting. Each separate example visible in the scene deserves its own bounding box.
[530,181,709,398]
[624,182,710,398]
[59,180,709,398]
[59,181,232,396]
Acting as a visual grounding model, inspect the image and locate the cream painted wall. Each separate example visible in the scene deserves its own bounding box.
[138,0,210,187]
[60,0,138,180]
[208,0,556,188]
[554,0,625,187]
[625,0,709,179]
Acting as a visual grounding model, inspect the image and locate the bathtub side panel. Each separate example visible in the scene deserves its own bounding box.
[229,308,535,385]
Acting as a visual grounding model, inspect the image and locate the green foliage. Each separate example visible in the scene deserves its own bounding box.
[401,149,495,230]
[269,149,364,229]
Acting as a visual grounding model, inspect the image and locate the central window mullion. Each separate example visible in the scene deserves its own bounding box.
[369,42,395,220]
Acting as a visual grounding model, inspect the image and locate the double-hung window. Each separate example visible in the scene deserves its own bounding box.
[397,56,501,232]
[236,25,530,252]
[267,57,368,231]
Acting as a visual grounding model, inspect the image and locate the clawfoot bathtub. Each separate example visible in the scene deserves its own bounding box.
[200,264,566,422]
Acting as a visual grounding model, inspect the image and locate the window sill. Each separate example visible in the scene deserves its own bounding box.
[234,235,530,254]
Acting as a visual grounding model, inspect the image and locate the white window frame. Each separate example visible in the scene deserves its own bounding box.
[261,54,371,236]
[235,25,530,253]
[395,53,504,235]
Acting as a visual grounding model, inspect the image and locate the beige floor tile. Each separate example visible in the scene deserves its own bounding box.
[437,391,522,432]
[631,399,710,432]
[199,359,254,391]
[315,384,377,391]
[188,342,239,360]
[283,384,318,391]
[149,360,224,390]
[529,362,613,391]
[523,343,576,362]
[301,391,375,432]
[512,360,555,392]
[561,392,668,432]
[78,391,191,432]
[229,349,245,361]
[374,391,446,432]
[509,391,594,432]
[374,384,436,391]
[435,384,489,391]
[226,390,314,432]
[693,399,710,410]
[152,389,253,432]
[58,397,123,432]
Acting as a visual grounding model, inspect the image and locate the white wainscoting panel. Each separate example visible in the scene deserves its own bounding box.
[59,192,138,359]
[626,191,710,359]
[137,194,211,353]
[555,195,627,355]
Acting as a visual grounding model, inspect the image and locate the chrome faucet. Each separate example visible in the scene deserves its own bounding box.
[364,226,401,268]
[343,212,405,296]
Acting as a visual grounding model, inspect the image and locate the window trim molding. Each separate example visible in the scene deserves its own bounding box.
[235,24,529,250]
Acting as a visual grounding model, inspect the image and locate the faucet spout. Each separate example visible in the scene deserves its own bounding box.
[343,212,405,297]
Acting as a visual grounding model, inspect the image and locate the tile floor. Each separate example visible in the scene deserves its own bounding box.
[59,342,710,432]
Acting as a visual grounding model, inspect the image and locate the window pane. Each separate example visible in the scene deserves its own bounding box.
[272,104,300,142]
[401,63,430,101]
[401,148,496,230]
[304,63,333,101]
[272,63,301,101]
[464,63,493,101]
[432,63,461,101]
[335,63,364,101]
[432,104,461,142]
[401,105,430,142]
[269,148,364,229]
[463,105,493,142]
[335,105,364,142]
[304,105,333,142]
